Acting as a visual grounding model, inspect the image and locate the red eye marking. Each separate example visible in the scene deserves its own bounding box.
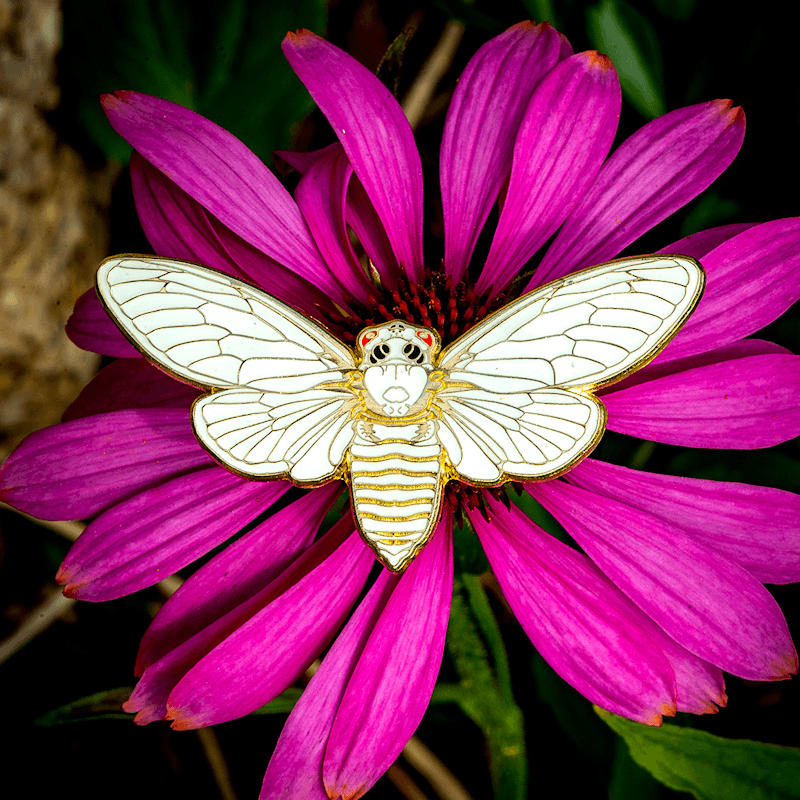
[361,330,377,347]
[416,331,433,347]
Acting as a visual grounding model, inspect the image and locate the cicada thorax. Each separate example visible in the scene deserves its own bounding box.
[348,416,446,572]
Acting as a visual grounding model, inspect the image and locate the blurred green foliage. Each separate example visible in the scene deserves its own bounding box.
[60,0,326,163]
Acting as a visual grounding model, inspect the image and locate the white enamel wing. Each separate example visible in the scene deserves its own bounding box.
[96,254,704,572]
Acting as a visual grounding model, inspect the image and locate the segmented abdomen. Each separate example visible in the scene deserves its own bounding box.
[349,436,443,572]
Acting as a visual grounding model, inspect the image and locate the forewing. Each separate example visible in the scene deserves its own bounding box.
[96,256,356,390]
[437,388,603,483]
[439,255,704,391]
[193,388,358,483]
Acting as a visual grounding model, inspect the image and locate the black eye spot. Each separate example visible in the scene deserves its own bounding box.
[403,343,424,363]
[369,344,390,364]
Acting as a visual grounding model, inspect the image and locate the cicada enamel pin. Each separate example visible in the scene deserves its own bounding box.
[96,254,704,572]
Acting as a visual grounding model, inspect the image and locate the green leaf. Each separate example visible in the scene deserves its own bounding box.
[679,192,740,238]
[61,0,326,163]
[597,707,800,799]
[452,518,489,575]
[250,687,303,715]
[610,736,664,800]
[532,654,613,765]
[652,0,697,22]
[446,577,527,800]
[198,0,327,163]
[35,687,135,725]
[519,0,562,28]
[586,0,666,119]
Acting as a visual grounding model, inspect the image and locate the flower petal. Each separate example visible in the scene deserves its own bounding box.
[62,358,199,421]
[0,409,211,520]
[66,288,140,357]
[57,468,290,601]
[130,150,251,279]
[605,338,790,393]
[657,643,727,715]
[567,459,800,584]
[534,100,745,285]
[604,353,800,448]
[165,529,373,729]
[262,571,398,800]
[273,143,339,176]
[480,50,622,295]
[471,499,676,724]
[283,30,425,282]
[440,21,564,281]
[347,174,402,288]
[125,517,359,725]
[295,145,376,303]
[656,218,800,362]
[277,144,402,286]
[532,481,798,681]
[136,483,342,673]
[323,515,453,798]
[657,222,758,258]
[101,91,346,300]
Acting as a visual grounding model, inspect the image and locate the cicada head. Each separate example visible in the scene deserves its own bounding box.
[355,321,441,417]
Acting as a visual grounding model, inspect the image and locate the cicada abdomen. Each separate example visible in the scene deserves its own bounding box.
[348,420,445,572]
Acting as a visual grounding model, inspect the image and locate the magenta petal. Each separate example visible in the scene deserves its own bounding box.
[136,483,342,673]
[656,219,800,362]
[283,30,425,282]
[440,21,563,282]
[262,571,398,800]
[0,409,211,520]
[657,222,758,258]
[66,288,140,358]
[63,359,199,421]
[653,637,726,715]
[131,150,251,280]
[532,481,798,681]
[165,530,373,729]
[472,499,676,724]
[567,459,800,585]
[323,515,453,798]
[273,143,340,176]
[535,100,745,285]
[480,51,622,295]
[57,469,289,601]
[606,339,790,393]
[295,145,375,303]
[604,353,800,449]
[346,175,402,288]
[132,151,336,318]
[278,144,401,286]
[124,518,358,725]
[101,91,345,299]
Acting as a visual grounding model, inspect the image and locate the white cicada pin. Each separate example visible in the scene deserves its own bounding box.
[97,254,704,572]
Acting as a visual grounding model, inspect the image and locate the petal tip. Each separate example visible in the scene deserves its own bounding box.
[583,50,615,72]
[710,98,745,127]
[165,705,206,731]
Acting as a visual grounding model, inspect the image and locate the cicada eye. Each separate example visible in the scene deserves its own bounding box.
[402,343,424,364]
[369,343,391,364]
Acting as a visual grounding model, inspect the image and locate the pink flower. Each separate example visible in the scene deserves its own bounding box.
[2,21,799,799]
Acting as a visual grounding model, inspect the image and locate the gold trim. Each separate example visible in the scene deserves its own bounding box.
[358,512,430,522]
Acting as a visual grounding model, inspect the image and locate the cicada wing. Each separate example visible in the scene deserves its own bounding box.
[438,255,704,393]
[437,388,604,484]
[96,256,356,390]
[193,388,358,483]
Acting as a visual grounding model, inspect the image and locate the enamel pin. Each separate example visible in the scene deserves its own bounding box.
[96,254,704,572]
